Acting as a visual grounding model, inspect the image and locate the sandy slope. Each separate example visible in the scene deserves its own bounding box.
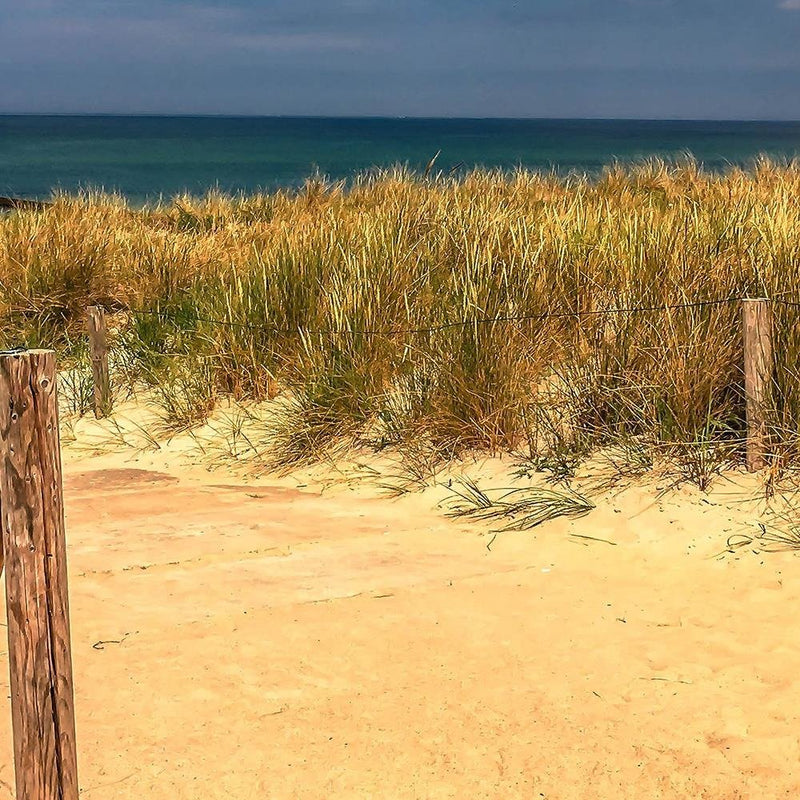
[0,422,798,798]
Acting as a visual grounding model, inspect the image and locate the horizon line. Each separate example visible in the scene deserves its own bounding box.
[2,112,800,124]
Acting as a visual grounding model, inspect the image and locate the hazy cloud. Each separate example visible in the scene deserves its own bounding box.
[0,0,799,117]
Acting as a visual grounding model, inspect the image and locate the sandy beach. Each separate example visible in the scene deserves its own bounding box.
[5,2,800,797]
[0,409,797,799]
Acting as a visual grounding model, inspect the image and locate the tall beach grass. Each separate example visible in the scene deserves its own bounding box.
[2,158,800,484]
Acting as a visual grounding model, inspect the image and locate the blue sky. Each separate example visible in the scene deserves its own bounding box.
[1,0,799,118]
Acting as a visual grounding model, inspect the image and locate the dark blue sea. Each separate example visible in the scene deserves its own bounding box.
[2,116,800,202]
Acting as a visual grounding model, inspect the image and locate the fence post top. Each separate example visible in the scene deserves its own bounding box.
[0,348,55,358]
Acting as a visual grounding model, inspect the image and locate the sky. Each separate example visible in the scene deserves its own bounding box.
[1,0,799,119]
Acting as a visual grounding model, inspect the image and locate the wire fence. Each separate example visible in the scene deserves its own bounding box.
[123,295,758,338]
[23,292,798,471]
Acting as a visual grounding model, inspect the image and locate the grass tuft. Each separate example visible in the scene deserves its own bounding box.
[445,477,596,531]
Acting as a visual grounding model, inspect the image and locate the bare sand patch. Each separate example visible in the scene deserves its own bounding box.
[0,440,798,798]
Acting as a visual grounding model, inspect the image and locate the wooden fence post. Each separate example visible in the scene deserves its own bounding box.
[0,349,79,800]
[742,298,773,472]
[86,306,111,418]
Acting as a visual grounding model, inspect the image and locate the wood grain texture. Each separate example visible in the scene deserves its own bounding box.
[742,299,773,472]
[86,306,111,418]
[0,350,79,800]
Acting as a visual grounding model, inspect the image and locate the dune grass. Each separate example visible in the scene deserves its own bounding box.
[3,158,800,486]
[445,477,596,531]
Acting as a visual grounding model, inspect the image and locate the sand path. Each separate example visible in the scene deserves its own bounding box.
[0,452,798,799]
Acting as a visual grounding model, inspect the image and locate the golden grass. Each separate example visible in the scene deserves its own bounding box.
[3,159,800,484]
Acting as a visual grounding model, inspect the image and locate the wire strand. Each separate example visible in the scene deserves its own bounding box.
[125,296,742,337]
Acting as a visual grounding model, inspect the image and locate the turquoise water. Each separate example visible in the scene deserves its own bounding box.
[2,116,800,202]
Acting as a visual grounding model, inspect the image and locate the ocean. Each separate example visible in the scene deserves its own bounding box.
[2,115,800,202]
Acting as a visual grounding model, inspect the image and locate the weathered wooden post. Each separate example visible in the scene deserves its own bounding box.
[0,349,79,800]
[86,305,111,418]
[742,298,773,472]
